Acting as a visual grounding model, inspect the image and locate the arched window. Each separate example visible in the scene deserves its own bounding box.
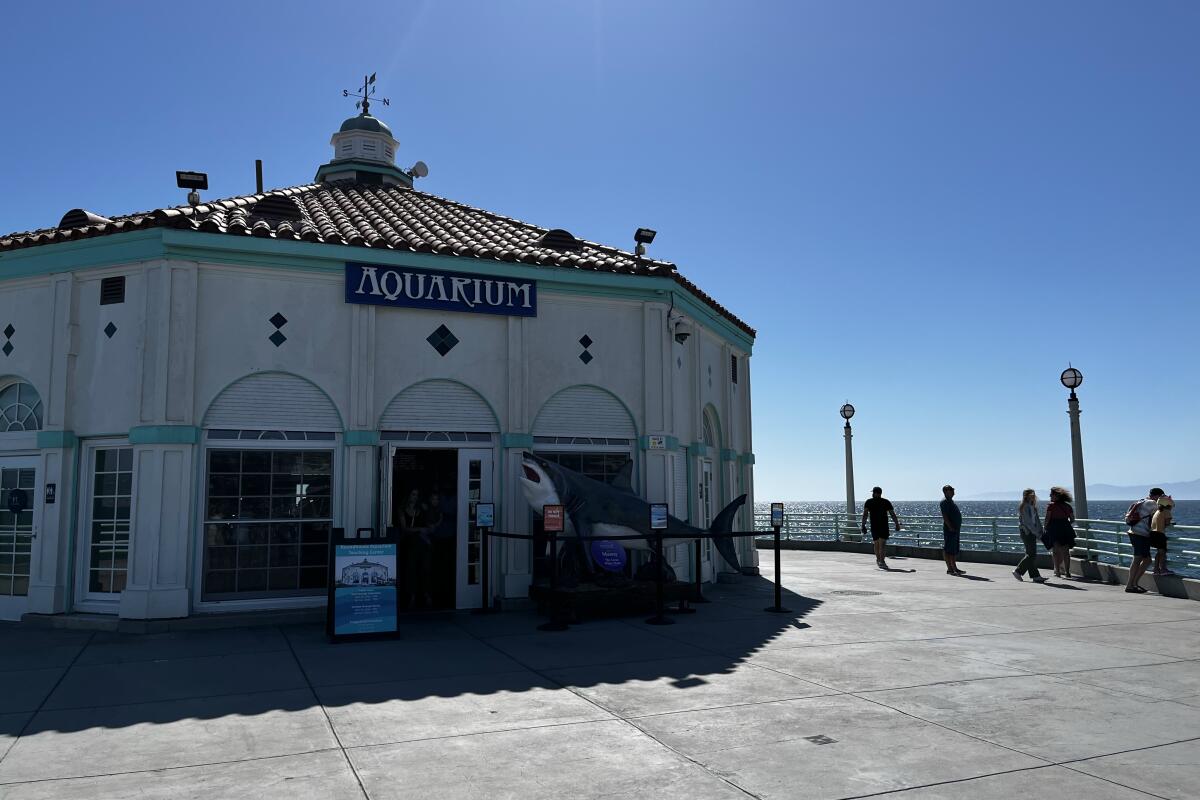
[0,382,43,431]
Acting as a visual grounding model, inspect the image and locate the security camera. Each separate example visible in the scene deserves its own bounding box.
[673,319,693,344]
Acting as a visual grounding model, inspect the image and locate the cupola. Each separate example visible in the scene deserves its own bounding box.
[315,100,411,186]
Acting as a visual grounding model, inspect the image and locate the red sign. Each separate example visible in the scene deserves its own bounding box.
[543,504,565,532]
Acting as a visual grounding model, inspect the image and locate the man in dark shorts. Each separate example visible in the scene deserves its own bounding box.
[939,484,964,575]
[861,486,901,569]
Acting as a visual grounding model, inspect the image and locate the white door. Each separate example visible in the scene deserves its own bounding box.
[699,459,715,580]
[456,449,492,609]
[76,444,134,611]
[0,457,40,621]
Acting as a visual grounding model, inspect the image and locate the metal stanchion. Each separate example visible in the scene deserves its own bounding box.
[764,521,790,614]
[646,529,674,625]
[692,538,710,603]
[538,529,569,631]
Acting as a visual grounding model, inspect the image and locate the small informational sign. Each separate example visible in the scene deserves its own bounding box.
[543,504,565,532]
[590,540,628,573]
[44,484,56,504]
[647,435,666,450]
[770,502,785,528]
[649,503,669,530]
[7,488,28,515]
[476,502,495,528]
[330,542,398,638]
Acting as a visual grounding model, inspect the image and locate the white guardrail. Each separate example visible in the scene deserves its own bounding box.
[752,512,1200,575]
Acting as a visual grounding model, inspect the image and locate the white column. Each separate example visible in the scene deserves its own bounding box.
[1067,392,1089,520]
[844,422,856,521]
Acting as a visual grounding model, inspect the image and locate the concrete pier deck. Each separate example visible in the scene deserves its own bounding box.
[1,550,1198,799]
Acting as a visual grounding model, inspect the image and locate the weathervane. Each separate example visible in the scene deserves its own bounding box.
[343,73,390,116]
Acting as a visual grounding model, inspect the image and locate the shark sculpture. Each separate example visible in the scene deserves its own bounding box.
[519,452,745,572]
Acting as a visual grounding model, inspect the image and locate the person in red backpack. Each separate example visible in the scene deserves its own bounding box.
[1125,488,1164,593]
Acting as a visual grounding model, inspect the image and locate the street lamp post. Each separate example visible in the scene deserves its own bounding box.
[1060,366,1089,520]
[840,404,856,529]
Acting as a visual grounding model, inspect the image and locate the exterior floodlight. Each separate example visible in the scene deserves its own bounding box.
[840,403,855,421]
[634,228,657,245]
[176,171,208,190]
[1060,366,1083,391]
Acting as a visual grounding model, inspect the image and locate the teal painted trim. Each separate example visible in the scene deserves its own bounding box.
[501,433,533,450]
[738,452,756,465]
[0,227,753,350]
[685,447,696,524]
[314,160,413,186]
[721,448,737,462]
[37,430,77,449]
[0,230,164,278]
[344,430,380,446]
[202,369,345,431]
[686,442,705,457]
[129,425,200,445]
[160,231,754,350]
[382,378,501,432]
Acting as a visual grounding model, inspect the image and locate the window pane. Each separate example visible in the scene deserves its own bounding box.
[203,448,333,600]
[209,451,241,473]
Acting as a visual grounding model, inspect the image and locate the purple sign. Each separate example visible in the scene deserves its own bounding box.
[590,540,627,573]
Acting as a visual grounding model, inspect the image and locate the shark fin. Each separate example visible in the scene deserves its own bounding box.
[709,494,747,571]
[610,459,635,494]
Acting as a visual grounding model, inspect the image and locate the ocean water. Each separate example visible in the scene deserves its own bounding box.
[755,500,1200,527]
[753,500,1200,578]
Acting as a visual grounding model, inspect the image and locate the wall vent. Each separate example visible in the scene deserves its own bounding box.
[100,276,125,305]
[252,193,301,220]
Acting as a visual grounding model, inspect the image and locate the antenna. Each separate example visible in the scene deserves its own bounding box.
[341,72,390,116]
[407,161,429,179]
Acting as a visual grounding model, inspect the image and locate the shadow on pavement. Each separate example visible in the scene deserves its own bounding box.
[0,575,822,737]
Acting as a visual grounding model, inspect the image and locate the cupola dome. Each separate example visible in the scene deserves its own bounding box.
[316,110,409,187]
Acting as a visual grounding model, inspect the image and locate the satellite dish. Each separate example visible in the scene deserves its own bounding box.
[409,161,429,179]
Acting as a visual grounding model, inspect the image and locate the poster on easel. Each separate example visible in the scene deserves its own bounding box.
[326,528,402,642]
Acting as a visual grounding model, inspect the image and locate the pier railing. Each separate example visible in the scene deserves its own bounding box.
[752,511,1200,575]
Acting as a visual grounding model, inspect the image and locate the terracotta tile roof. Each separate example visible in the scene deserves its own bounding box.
[0,182,754,337]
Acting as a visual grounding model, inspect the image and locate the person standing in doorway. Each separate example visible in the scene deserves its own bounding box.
[1125,488,1164,593]
[861,487,901,570]
[1045,487,1076,579]
[939,485,964,575]
[1014,489,1048,583]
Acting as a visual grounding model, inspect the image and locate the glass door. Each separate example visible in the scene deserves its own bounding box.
[77,445,134,609]
[456,449,492,609]
[0,457,39,621]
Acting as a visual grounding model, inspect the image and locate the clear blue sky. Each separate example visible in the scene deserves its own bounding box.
[2,1,1197,499]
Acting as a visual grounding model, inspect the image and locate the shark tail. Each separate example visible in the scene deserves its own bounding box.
[709,494,747,571]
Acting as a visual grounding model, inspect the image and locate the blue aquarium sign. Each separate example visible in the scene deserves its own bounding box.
[346,262,537,317]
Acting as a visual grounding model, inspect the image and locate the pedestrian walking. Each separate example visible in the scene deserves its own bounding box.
[1150,495,1175,577]
[1013,489,1048,583]
[939,485,964,575]
[1124,488,1164,592]
[1045,487,1076,579]
[861,486,901,570]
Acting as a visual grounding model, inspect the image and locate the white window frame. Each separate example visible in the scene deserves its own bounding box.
[192,436,341,614]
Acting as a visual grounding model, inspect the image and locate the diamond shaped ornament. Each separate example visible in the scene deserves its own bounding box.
[269,312,288,329]
[269,330,287,347]
[3,324,13,339]
[579,351,593,364]
[104,322,117,339]
[579,334,592,348]
[2,341,12,357]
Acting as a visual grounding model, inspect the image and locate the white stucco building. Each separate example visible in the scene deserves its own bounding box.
[0,108,756,621]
